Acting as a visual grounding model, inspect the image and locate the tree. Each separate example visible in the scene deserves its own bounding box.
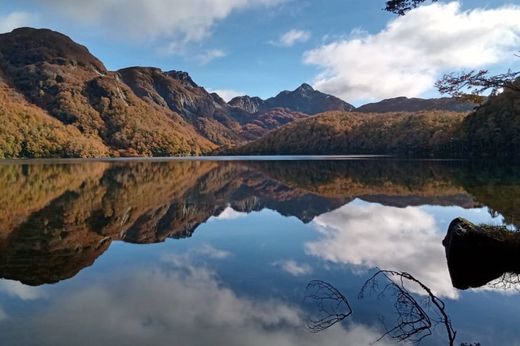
[436,69,520,99]
[304,280,353,333]
[385,0,520,99]
[359,270,457,345]
[385,0,436,15]
[305,270,458,345]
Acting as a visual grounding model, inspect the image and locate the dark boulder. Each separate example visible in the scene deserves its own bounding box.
[443,217,520,289]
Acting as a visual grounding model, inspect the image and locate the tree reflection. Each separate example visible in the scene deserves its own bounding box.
[304,280,352,333]
[0,159,518,288]
[359,270,456,345]
[306,270,457,345]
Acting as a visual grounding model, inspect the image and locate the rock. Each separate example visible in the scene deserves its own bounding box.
[229,96,265,114]
[443,217,520,289]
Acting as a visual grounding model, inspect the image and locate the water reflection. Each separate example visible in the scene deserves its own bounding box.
[307,201,457,298]
[0,159,519,344]
[0,159,518,287]
[306,271,458,345]
[0,247,395,346]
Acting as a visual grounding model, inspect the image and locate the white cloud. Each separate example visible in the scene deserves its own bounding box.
[0,12,38,33]
[304,2,520,102]
[22,0,284,50]
[0,280,46,301]
[273,260,313,276]
[306,200,458,299]
[196,244,231,259]
[162,244,231,267]
[272,29,311,47]
[15,265,396,346]
[0,307,7,321]
[194,49,227,64]
[209,89,245,102]
[211,206,248,220]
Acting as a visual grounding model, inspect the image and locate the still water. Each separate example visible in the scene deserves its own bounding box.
[0,158,518,345]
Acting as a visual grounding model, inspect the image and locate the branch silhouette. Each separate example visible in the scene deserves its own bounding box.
[304,280,353,333]
[359,270,456,346]
[306,270,458,345]
[385,0,436,15]
[436,70,520,99]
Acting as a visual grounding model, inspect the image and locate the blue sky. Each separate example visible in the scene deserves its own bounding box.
[1,0,519,105]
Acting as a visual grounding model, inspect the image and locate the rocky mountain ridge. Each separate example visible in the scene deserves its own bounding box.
[0,27,492,158]
[0,28,353,157]
[229,83,355,115]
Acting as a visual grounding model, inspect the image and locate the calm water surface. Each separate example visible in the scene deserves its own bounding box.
[0,158,519,345]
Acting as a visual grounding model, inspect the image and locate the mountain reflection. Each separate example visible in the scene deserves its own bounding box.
[0,159,518,286]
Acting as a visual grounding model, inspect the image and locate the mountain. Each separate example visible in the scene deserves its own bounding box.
[117,66,249,145]
[0,28,216,157]
[117,67,310,144]
[229,85,520,159]
[0,72,109,158]
[228,110,468,157]
[457,87,520,157]
[1,27,518,159]
[0,28,313,158]
[228,96,265,114]
[357,96,479,113]
[229,83,355,115]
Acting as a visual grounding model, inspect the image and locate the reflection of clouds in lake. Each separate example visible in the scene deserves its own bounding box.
[273,260,313,276]
[0,280,46,324]
[162,244,231,267]
[211,207,247,221]
[306,200,458,299]
[0,280,46,300]
[10,265,396,346]
[194,244,231,259]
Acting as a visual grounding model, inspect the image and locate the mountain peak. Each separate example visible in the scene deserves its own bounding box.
[228,95,265,114]
[0,27,107,73]
[296,83,314,92]
[166,70,198,88]
[263,83,354,115]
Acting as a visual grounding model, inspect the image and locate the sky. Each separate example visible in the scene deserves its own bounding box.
[1,0,519,105]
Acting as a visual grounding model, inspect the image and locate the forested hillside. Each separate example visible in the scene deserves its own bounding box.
[230,111,468,157]
[1,27,518,159]
[230,87,520,158]
[0,28,351,158]
[0,75,109,158]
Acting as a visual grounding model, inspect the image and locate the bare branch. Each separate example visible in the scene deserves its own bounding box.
[359,270,457,346]
[304,280,353,332]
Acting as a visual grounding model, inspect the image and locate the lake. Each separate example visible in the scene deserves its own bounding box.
[0,158,518,345]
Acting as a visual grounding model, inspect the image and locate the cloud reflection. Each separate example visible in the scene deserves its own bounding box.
[273,260,313,277]
[4,260,396,345]
[0,280,46,301]
[211,207,248,221]
[306,200,458,299]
